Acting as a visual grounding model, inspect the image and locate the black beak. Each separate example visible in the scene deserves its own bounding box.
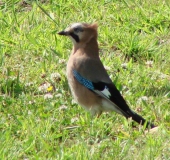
[58,30,68,36]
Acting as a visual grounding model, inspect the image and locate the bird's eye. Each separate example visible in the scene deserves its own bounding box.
[74,27,83,32]
[74,27,80,32]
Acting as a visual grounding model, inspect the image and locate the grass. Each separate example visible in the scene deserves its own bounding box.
[0,0,170,159]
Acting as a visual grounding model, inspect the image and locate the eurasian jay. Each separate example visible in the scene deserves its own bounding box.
[58,22,155,129]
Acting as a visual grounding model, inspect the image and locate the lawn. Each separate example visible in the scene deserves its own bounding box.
[0,0,170,159]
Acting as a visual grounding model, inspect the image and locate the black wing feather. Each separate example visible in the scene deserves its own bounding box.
[93,81,130,112]
[92,81,155,128]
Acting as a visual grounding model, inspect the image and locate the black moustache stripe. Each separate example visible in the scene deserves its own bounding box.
[70,33,80,42]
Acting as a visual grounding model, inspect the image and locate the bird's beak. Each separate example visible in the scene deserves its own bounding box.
[58,30,69,36]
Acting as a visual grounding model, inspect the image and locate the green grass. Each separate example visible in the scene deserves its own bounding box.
[0,0,170,159]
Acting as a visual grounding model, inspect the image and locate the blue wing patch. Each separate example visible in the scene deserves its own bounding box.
[72,70,94,90]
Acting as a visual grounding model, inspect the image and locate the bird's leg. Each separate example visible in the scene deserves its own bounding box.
[91,110,102,118]
[97,112,102,118]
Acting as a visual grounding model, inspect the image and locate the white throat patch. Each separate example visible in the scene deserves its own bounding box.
[69,36,77,44]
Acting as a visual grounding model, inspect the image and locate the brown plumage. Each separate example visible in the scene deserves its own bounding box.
[58,22,155,129]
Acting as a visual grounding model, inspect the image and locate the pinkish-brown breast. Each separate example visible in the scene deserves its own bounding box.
[66,54,102,110]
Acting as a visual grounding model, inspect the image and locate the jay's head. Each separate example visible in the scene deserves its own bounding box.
[58,23,98,44]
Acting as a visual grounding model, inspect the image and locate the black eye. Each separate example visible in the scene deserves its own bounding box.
[74,27,83,32]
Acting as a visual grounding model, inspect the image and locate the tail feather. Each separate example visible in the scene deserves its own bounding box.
[125,110,155,129]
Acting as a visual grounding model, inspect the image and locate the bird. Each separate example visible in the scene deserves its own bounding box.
[58,22,155,129]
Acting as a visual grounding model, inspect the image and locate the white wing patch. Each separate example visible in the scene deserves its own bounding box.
[101,86,111,98]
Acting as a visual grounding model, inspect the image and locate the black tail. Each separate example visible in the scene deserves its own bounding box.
[125,110,155,129]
